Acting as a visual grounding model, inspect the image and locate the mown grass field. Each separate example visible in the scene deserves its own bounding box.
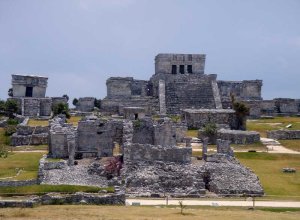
[236,153,300,200]
[0,152,44,180]
[67,116,82,126]
[0,205,299,220]
[247,116,300,137]
[279,140,300,152]
[27,119,49,127]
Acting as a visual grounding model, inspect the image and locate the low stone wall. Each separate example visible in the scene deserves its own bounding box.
[181,109,238,129]
[0,179,37,187]
[267,130,300,140]
[11,133,48,146]
[124,143,192,164]
[76,97,95,112]
[217,129,260,144]
[0,193,125,207]
[16,125,49,135]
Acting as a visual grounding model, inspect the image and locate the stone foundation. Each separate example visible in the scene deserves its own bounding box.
[217,129,260,144]
[267,130,300,140]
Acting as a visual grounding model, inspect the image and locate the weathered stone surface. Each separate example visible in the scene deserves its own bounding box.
[182,109,238,129]
[124,143,192,164]
[203,154,264,196]
[12,74,48,98]
[123,107,146,120]
[267,130,300,140]
[0,179,37,187]
[216,139,234,157]
[217,129,260,144]
[11,125,49,146]
[76,97,95,112]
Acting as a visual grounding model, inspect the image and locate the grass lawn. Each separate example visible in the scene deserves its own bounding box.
[279,140,300,152]
[186,129,198,138]
[247,116,300,137]
[27,119,49,127]
[0,205,299,220]
[0,184,113,196]
[67,116,82,126]
[236,153,300,200]
[0,152,44,180]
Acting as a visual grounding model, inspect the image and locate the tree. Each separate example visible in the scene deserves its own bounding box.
[0,100,6,113]
[230,93,249,130]
[52,103,71,119]
[94,98,101,109]
[62,94,69,102]
[72,98,78,107]
[5,99,18,118]
[8,88,13,97]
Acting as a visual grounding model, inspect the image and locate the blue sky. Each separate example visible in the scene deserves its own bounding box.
[0,0,299,102]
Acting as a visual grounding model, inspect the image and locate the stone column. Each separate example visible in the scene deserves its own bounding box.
[159,80,166,115]
[68,140,75,166]
[202,137,208,161]
[185,137,192,148]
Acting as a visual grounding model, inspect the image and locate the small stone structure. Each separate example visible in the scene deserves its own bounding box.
[216,139,234,157]
[181,109,237,129]
[76,97,95,112]
[11,125,49,146]
[123,107,146,120]
[12,74,48,98]
[217,129,260,144]
[267,130,300,140]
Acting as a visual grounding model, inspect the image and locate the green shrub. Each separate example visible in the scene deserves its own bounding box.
[52,103,70,119]
[4,125,17,136]
[203,122,217,136]
[7,118,18,125]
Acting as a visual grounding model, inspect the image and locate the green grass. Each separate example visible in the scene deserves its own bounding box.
[186,129,198,138]
[247,116,300,137]
[67,116,82,126]
[231,141,268,152]
[0,184,114,196]
[279,140,300,152]
[27,119,49,127]
[237,153,300,199]
[0,152,44,180]
[258,207,300,213]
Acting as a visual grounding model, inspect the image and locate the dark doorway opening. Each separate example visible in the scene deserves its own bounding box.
[187,65,193,73]
[171,65,177,74]
[179,65,184,74]
[25,87,33,97]
[134,113,138,120]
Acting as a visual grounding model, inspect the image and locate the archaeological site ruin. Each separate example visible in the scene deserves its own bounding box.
[2,53,300,205]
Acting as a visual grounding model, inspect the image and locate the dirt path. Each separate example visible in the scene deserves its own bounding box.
[127,198,300,207]
[261,137,300,154]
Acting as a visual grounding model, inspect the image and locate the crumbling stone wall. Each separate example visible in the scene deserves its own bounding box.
[217,129,260,144]
[274,98,298,114]
[11,125,49,146]
[267,130,300,140]
[124,143,192,164]
[76,97,95,112]
[182,109,238,129]
[48,116,77,158]
[217,80,262,108]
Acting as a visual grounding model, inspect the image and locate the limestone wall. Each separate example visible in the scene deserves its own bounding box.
[76,97,95,112]
[182,109,237,129]
[12,74,48,98]
[124,143,192,163]
[155,53,206,75]
[267,130,300,140]
[217,129,260,144]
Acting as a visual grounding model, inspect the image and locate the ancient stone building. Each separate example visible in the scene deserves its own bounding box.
[101,53,263,116]
[9,74,68,117]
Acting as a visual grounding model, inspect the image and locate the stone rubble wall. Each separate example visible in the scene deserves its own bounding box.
[182,109,238,129]
[267,129,300,140]
[0,179,37,187]
[217,129,260,144]
[124,143,192,164]
[203,154,264,196]
[10,125,49,146]
[0,193,125,207]
[76,97,95,112]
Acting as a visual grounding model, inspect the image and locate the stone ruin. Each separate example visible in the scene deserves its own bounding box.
[9,74,68,117]
[11,125,49,146]
[42,115,264,197]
